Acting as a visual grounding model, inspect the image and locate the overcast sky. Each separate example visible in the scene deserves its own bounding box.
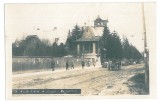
[5,3,156,52]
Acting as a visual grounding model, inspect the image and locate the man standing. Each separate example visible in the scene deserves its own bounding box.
[81,60,85,69]
[118,60,121,70]
[87,60,90,67]
[51,59,55,71]
[93,60,96,67]
[66,61,69,71]
[70,60,74,69]
[108,60,112,70]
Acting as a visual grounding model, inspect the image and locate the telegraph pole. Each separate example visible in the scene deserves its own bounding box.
[142,2,149,92]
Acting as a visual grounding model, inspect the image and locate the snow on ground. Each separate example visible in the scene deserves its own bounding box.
[12,64,146,95]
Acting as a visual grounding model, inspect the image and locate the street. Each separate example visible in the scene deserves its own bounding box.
[12,64,146,95]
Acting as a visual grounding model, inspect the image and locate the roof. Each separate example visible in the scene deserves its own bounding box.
[82,26,95,38]
[76,26,100,42]
[96,15,102,20]
[25,35,39,41]
[76,37,100,42]
[95,15,108,23]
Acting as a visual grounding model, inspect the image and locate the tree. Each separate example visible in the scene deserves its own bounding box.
[52,42,59,57]
[122,37,131,59]
[41,39,52,56]
[111,31,122,59]
[122,37,142,59]
[101,27,122,60]
[12,36,68,57]
[57,43,67,57]
[71,24,83,41]
[106,31,122,59]
[101,26,110,61]
[41,39,51,46]
[12,39,26,56]
[65,24,83,56]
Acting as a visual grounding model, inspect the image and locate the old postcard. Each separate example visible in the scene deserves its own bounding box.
[5,3,156,99]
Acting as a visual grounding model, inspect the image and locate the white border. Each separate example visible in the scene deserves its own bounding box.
[1,0,160,101]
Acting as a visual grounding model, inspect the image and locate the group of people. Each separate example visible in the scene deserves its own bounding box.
[66,60,96,70]
[65,60,74,71]
[50,59,75,71]
[50,59,97,71]
[81,60,96,68]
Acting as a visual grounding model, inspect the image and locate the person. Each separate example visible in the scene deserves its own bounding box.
[87,60,90,67]
[117,61,121,70]
[70,60,74,69]
[106,61,109,68]
[115,61,119,70]
[66,61,69,71]
[108,60,112,70]
[103,61,108,68]
[51,59,55,71]
[81,60,85,69]
[93,60,96,67]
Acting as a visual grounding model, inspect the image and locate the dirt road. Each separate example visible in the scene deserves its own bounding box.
[12,64,145,95]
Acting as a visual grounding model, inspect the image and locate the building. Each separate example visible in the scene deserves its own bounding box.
[24,35,42,56]
[75,16,108,66]
[94,15,108,36]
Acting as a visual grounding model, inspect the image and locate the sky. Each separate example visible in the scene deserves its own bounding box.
[5,3,156,52]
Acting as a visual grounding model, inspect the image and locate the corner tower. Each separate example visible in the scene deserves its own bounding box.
[94,15,108,36]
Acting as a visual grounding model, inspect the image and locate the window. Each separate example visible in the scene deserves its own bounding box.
[84,43,93,53]
[79,43,93,54]
[101,22,103,25]
[96,43,100,54]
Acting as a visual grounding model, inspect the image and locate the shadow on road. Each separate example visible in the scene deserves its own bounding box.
[127,73,149,95]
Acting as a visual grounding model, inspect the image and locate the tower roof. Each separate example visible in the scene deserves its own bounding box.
[96,15,102,20]
[76,26,100,42]
[82,26,95,38]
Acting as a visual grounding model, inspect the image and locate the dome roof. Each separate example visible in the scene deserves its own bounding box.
[25,35,39,41]
[82,26,95,38]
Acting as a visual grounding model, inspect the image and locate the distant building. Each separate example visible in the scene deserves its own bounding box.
[25,35,41,48]
[75,15,108,66]
[24,35,42,56]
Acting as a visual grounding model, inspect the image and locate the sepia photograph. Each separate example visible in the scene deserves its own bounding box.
[5,2,156,99]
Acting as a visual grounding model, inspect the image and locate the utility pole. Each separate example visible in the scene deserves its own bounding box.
[142,2,149,92]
